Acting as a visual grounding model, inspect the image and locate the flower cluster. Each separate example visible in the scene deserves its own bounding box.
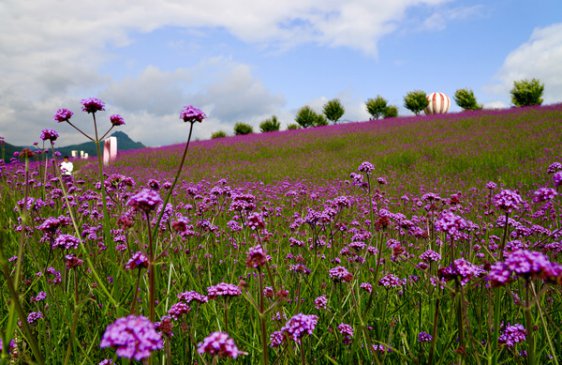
[493,189,524,213]
[207,283,242,299]
[177,290,208,304]
[246,244,269,268]
[109,114,126,126]
[498,323,526,347]
[127,188,163,213]
[125,251,149,270]
[488,249,562,286]
[438,258,486,286]
[417,331,432,343]
[52,234,80,250]
[180,105,206,123]
[358,161,374,173]
[279,313,319,344]
[378,273,404,288]
[197,332,242,359]
[100,315,163,361]
[40,129,59,142]
[81,97,105,113]
[329,265,353,282]
[338,323,354,344]
[54,108,73,122]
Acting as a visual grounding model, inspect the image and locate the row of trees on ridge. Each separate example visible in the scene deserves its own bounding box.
[211,78,545,138]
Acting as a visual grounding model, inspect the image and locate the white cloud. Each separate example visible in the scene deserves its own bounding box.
[421,5,486,31]
[488,23,562,104]
[0,0,450,146]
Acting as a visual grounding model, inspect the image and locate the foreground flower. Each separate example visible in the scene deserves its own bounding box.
[54,108,73,122]
[488,249,562,285]
[493,189,524,213]
[498,323,526,347]
[100,315,163,361]
[197,332,243,359]
[40,129,59,142]
[418,331,433,343]
[358,161,375,173]
[180,105,206,123]
[81,97,105,113]
[338,323,354,344]
[52,234,80,250]
[127,188,163,213]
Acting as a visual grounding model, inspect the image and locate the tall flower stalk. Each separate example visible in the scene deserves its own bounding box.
[54,99,126,244]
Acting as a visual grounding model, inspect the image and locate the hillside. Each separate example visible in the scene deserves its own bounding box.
[96,104,562,195]
[1,131,144,161]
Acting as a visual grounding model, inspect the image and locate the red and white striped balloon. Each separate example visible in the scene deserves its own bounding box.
[424,92,450,115]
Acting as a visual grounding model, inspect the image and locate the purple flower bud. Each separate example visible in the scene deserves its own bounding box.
[109,114,125,126]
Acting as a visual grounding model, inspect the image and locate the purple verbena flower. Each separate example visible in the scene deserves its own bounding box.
[553,171,562,187]
[109,114,125,126]
[246,244,269,268]
[270,331,284,347]
[498,323,526,347]
[358,161,374,173]
[360,282,373,293]
[329,265,353,282]
[197,332,242,358]
[207,283,241,299]
[533,187,557,203]
[314,295,327,310]
[177,290,209,304]
[419,249,442,263]
[180,105,206,123]
[547,162,562,174]
[40,129,59,142]
[100,315,163,361]
[127,188,163,213]
[418,331,433,343]
[81,97,105,113]
[64,254,84,269]
[125,251,149,270]
[493,190,524,213]
[378,273,404,288]
[52,234,80,250]
[27,311,44,324]
[338,323,354,344]
[54,108,74,122]
[167,302,191,320]
[281,313,318,343]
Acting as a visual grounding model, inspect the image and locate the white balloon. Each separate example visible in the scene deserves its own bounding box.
[425,92,450,115]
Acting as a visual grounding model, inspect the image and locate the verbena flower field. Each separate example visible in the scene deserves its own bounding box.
[1,102,561,364]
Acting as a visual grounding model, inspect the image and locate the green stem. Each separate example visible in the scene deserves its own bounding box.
[531,283,559,365]
[428,296,440,365]
[1,264,45,365]
[524,280,535,365]
[258,268,269,365]
[146,211,156,322]
[92,112,111,245]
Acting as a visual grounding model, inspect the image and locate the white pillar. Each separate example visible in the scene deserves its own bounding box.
[103,137,118,165]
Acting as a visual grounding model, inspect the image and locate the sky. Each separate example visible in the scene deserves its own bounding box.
[1,0,562,147]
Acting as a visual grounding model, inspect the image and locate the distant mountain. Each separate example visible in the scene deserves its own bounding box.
[1,131,145,161]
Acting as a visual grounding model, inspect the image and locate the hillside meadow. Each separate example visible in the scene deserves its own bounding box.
[0,103,561,365]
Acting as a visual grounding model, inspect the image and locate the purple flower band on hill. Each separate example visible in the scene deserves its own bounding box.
[81,97,105,113]
[100,315,163,361]
[54,108,73,122]
[180,105,206,123]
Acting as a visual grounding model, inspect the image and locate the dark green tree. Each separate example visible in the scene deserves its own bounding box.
[295,106,318,128]
[403,90,429,115]
[211,130,227,139]
[365,96,388,120]
[454,88,482,110]
[233,122,253,135]
[259,116,281,133]
[323,99,345,124]
[383,105,399,118]
[287,123,299,130]
[510,78,544,107]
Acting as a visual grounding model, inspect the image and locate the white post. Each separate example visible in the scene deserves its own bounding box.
[103,137,117,165]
